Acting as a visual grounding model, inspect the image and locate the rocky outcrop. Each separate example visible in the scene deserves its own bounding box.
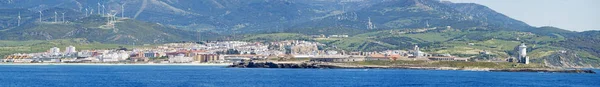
[228,62,596,74]
[228,62,324,68]
[543,51,596,68]
[490,69,595,74]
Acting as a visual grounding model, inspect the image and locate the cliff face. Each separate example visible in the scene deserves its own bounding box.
[543,51,597,68]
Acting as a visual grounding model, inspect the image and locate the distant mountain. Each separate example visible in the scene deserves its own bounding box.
[0,0,382,33]
[0,0,591,43]
[288,0,537,34]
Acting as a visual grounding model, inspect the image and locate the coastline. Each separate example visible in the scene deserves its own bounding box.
[0,63,232,66]
[228,62,597,74]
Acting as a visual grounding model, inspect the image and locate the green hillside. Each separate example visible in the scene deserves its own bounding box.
[0,15,214,44]
[241,27,600,68]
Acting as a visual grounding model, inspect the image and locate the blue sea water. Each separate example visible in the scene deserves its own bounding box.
[0,65,598,87]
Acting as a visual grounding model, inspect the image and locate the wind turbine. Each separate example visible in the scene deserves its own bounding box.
[102,5,105,16]
[62,12,65,23]
[121,3,125,18]
[54,11,58,23]
[39,11,43,22]
[97,3,100,14]
[106,13,110,24]
[85,8,88,16]
[426,20,430,28]
[18,12,21,26]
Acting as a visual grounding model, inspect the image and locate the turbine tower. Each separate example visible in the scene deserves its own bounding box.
[39,11,43,22]
[85,8,88,16]
[426,20,430,28]
[97,3,100,14]
[121,3,125,18]
[102,5,105,16]
[62,13,65,23]
[17,12,21,26]
[54,11,58,23]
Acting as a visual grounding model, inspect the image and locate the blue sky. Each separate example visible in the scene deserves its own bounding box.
[446,0,600,31]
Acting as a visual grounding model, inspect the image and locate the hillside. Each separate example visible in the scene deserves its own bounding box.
[0,0,599,68]
[240,27,600,68]
[0,0,544,34]
[0,8,215,44]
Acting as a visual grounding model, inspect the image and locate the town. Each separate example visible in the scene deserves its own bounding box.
[2,40,530,65]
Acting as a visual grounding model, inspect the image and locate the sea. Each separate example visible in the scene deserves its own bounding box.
[0,65,598,87]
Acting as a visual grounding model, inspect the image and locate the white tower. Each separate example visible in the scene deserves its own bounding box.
[518,43,528,64]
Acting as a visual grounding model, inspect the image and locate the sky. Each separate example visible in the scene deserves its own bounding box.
[445,0,600,31]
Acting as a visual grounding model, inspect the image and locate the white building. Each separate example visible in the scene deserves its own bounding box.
[169,54,193,63]
[48,47,61,56]
[412,45,426,57]
[49,47,60,53]
[65,45,77,54]
[99,53,123,62]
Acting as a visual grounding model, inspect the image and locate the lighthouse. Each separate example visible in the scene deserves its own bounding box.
[518,43,529,64]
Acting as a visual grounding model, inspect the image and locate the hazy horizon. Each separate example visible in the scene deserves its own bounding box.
[447,0,600,31]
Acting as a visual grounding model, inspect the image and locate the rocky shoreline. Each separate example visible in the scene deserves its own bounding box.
[228,62,596,74]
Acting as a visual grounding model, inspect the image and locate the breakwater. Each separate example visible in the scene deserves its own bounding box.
[228,62,596,74]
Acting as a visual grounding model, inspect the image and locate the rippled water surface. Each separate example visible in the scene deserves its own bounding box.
[0,65,598,87]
